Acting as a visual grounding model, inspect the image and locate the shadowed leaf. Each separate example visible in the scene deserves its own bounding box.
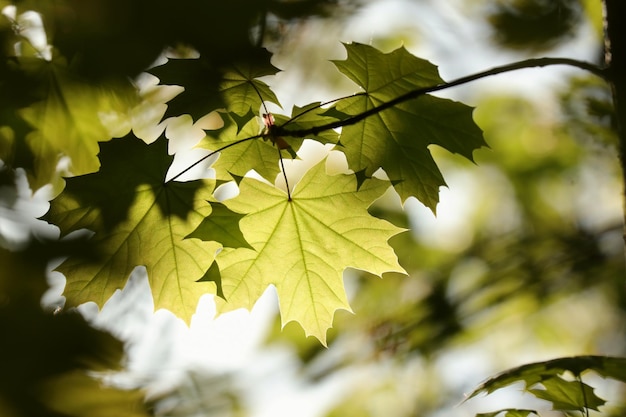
[45,135,221,322]
[333,43,486,210]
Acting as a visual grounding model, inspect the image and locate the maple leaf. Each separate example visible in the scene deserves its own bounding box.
[529,376,605,412]
[466,356,626,400]
[44,135,221,322]
[273,102,345,145]
[149,48,280,121]
[210,160,406,344]
[200,111,281,181]
[332,43,487,210]
[201,104,345,182]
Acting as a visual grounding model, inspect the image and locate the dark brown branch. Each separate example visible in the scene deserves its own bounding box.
[602,0,626,251]
[275,57,607,138]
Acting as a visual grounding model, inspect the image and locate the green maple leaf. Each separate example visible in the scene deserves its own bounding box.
[273,102,345,145]
[150,48,280,121]
[221,51,282,116]
[45,135,221,322]
[332,43,486,210]
[210,160,406,344]
[529,376,605,412]
[199,111,282,181]
[201,103,345,182]
[465,355,626,401]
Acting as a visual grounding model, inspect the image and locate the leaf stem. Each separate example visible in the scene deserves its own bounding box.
[276,57,608,138]
[280,92,368,127]
[277,148,292,201]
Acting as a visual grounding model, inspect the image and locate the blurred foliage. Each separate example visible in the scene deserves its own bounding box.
[264,83,625,415]
[0,0,347,415]
[560,75,617,148]
[0,0,623,416]
[0,238,149,417]
[2,0,336,80]
[487,0,584,51]
[0,0,344,190]
[146,371,244,417]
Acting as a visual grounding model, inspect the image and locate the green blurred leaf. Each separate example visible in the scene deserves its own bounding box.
[2,57,133,189]
[466,356,626,401]
[488,0,582,51]
[42,371,148,417]
[529,376,605,412]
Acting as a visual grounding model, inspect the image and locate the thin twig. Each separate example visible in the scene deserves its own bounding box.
[170,57,606,184]
[167,134,263,183]
[280,92,368,127]
[277,148,291,200]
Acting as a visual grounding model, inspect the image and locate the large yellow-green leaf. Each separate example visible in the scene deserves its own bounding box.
[332,43,487,210]
[45,135,221,322]
[212,160,406,344]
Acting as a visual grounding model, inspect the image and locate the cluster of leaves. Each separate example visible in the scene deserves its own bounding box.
[466,356,626,417]
[3,2,625,417]
[42,42,486,344]
[265,92,624,385]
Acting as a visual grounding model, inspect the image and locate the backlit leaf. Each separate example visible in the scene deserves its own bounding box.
[211,160,406,344]
[199,111,282,181]
[45,135,221,322]
[529,376,605,411]
[9,57,133,189]
[274,102,345,144]
[332,43,486,210]
[187,202,253,250]
[466,356,626,401]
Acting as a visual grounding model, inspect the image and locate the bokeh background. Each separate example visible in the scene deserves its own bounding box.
[1,0,624,416]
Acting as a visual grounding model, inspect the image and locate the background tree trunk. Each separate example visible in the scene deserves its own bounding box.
[603,0,626,252]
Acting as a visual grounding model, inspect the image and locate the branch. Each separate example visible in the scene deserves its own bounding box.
[602,0,626,251]
[276,57,607,138]
[166,134,263,182]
